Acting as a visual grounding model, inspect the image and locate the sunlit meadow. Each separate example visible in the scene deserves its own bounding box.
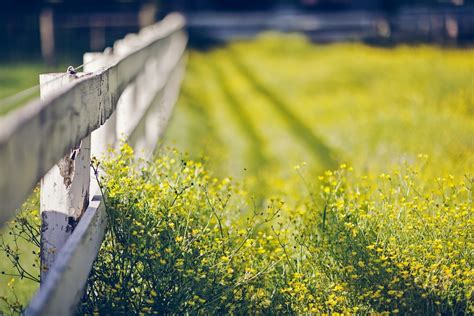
[1,34,472,314]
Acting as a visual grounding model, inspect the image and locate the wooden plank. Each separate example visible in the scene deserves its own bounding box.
[19,14,187,315]
[138,3,157,28]
[39,9,55,66]
[84,51,117,159]
[26,193,107,316]
[129,59,185,156]
[0,13,186,227]
[84,52,118,197]
[27,21,186,315]
[38,73,92,283]
[127,32,188,155]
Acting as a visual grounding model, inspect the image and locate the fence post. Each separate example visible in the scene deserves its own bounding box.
[138,2,157,28]
[84,50,117,158]
[83,50,117,194]
[39,8,55,66]
[39,71,91,284]
[114,38,139,142]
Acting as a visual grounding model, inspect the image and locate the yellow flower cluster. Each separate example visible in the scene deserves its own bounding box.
[2,35,473,314]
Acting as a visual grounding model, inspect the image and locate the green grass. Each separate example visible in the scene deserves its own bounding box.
[0,63,67,115]
[0,192,40,314]
[1,35,473,313]
[159,35,473,313]
[0,62,69,314]
[165,35,473,180]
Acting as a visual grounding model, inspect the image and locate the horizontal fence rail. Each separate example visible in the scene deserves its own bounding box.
[0,13,187,315]
[0,13,186,227]
[26,195,107,315]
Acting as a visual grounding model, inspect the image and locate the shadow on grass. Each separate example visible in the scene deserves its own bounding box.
[207,60,268,174]
[179,89,223,149]
[227,49,338,171]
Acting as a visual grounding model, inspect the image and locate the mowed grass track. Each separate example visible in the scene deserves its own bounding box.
[165,35,473,183]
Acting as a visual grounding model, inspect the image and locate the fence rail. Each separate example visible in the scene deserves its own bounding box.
[0,13,187,315]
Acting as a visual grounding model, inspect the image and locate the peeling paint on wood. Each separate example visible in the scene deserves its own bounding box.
[27,193,107,316]
[0,12,187,315]
[39,211,77,282]
[39,73,92,285]
[0,13,187,227]
[57,154,75,188]
[18,13,187,316]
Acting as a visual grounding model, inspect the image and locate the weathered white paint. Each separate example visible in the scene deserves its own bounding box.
[84,51,118,197]
[26,193,107,316]
[39,73,91,221]
[18,13,188,315]
[0,13,186,227]
[115,81,137,140]
[39,72,92,283]
[84,51,117,159]
[128,34,187,155]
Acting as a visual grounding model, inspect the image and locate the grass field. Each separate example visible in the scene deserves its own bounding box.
[166,35,473,180]
[1,34,473,314]
[162,35,473,313]
[0,63,67,115]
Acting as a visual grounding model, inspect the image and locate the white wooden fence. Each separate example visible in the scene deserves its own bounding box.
[0,13,187,315]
